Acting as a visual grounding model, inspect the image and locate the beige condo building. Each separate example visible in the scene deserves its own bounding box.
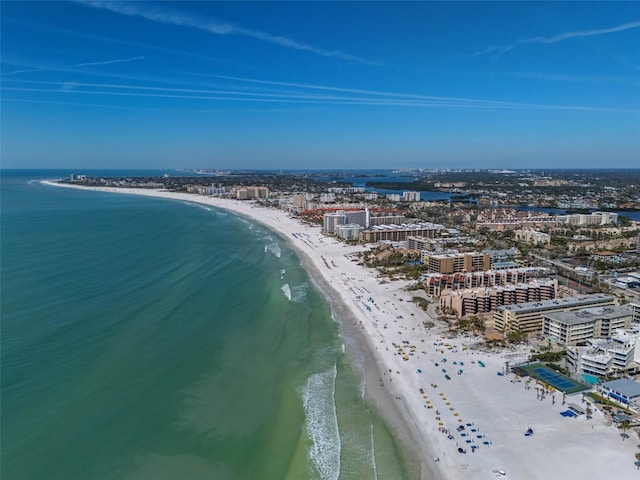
[422,251,491,274]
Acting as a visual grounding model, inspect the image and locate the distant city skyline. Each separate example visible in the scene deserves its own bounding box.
[2,1,639,169]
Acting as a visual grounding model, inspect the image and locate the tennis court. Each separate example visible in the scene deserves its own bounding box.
[517,363,589,394]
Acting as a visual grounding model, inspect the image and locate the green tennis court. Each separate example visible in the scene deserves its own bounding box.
[518,363,589,394]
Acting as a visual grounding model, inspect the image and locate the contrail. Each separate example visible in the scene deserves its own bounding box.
[468,19,640,58]
[5,82,633,113]
[75,56,145,67]
[2,56,144,76]
[76,0,372,63]
[526,20,640,44]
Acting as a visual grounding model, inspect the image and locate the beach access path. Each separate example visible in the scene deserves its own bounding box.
[42,182,640,480]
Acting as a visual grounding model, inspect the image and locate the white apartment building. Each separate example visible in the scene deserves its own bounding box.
[322,212,347,234]
[402,191,421,202]
[319,193,336,203]
[630,302,640,324]
[336,223,365,240]
[556,211,619,226]
[514,228,551,245]
[567,327,640,378]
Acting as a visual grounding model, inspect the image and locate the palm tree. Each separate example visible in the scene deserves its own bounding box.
[620,420,631,441]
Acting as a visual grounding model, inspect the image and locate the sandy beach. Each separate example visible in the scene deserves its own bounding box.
[42,182,640,479]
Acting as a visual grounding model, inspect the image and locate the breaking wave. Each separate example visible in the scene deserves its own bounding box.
[290,283,308,303]
[302,365,341,480]
[280,283,307,303]
[265,243,281,258]
[281,283,292,301]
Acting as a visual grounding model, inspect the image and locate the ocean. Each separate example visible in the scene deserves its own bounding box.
[0,170,412,480]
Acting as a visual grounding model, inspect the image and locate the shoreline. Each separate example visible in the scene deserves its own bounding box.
[42,181,640,479]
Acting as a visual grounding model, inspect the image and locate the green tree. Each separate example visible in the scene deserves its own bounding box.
[506,329,527,343]
[619,420,631,441]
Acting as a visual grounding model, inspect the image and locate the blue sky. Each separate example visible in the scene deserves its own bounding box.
[2,1,639,170]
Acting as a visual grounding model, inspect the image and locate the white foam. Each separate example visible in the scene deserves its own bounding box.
[302,365,341,480]
[281,283,292,301]
[290,283,308,303]
[265,243,281,258]
[370,420,378,480]
[182,201,211,212]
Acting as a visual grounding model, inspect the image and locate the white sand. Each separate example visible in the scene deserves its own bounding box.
[42,182,640,479]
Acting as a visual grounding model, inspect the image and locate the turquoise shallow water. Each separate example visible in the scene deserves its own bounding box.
[1,171,412,480]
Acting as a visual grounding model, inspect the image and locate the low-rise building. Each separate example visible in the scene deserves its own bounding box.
[493,293,616,335]
[543,306,633,346]
[557,211,619,226]
[514,228,551,245]
[567,327,640,378]
[599,379,640,412]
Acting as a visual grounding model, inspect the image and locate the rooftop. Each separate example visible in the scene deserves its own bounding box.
[544,306,632,325]
[601,379,640,399]
[497,293,615,314]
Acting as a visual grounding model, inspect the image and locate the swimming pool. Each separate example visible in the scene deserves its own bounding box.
[582,373,600,385]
